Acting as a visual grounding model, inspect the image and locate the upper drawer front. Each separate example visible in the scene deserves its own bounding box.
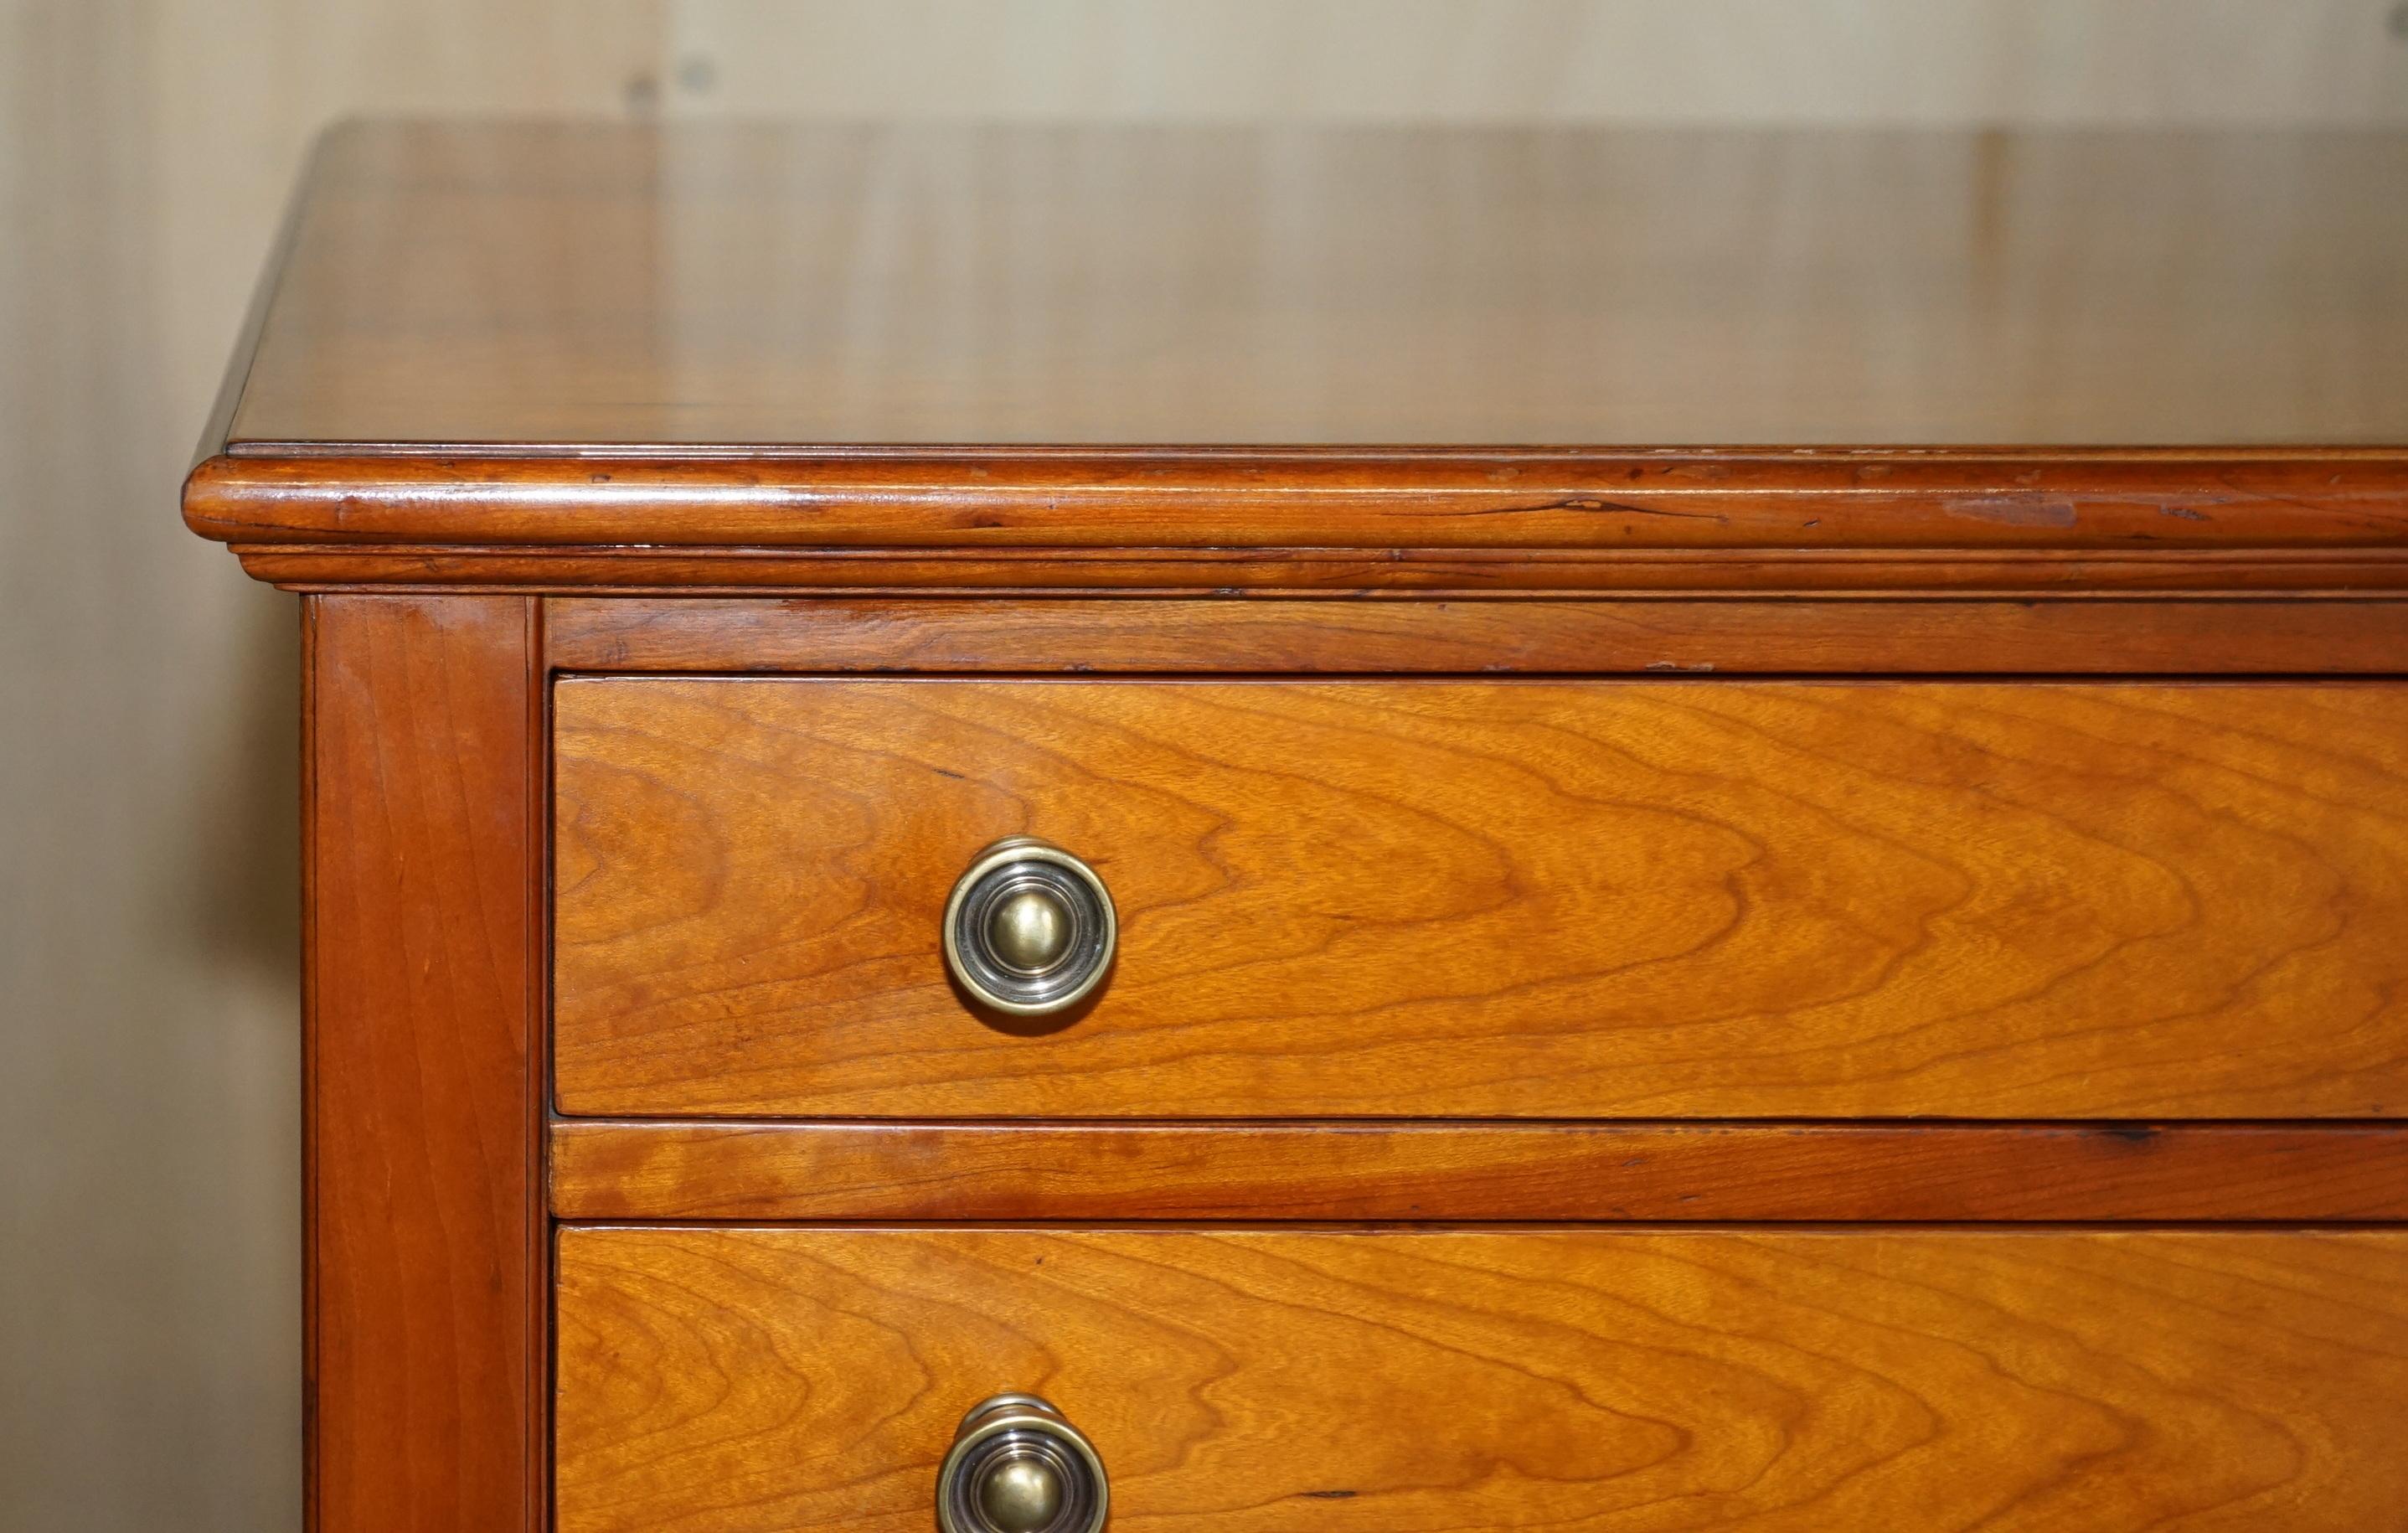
[554,1227,2408,1531]
[554,680,2408,1118]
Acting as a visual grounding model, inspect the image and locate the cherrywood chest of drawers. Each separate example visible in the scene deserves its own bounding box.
[188,121,2408,1531]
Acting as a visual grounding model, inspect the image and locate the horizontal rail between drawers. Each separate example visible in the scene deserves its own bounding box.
[548,1119,2408,1224]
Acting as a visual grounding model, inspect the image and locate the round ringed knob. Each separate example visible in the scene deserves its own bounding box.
[942,839,1116,1017]
[937,1393,1106,1533]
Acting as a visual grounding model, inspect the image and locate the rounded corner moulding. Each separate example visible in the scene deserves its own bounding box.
[182,448,2408,596]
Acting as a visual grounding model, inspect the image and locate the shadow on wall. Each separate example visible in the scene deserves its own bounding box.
[1,13,304,1522]
[172,590,302,981]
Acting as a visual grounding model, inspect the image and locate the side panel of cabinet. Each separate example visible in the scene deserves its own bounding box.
[306,595,544,1533]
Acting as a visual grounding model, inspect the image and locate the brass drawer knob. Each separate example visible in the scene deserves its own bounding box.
[942,838,1116,1016]
[937,1393,1108,1533]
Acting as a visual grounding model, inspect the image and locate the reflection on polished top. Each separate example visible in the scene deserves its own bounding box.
[226,120,2408,451]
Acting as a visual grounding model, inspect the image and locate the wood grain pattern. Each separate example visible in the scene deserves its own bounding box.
[543,596,2408,675]
[308,596,542,1531]
[176,124,2408,595]
[554,679,2408,1120]
[554,1226,2408,1531]
[547,1119,2408,1223]
[181,118,2408,1533]
[214,122,2408,449]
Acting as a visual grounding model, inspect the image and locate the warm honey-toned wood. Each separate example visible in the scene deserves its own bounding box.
[181,450,2408,551]
[188,452,2408,596]
[307,596,543,1532]
[544,596,2408,675]
[226,541,2408,596]
[187,121,2408,1533]
[180,122,2408,597]
[554,679,2408,1120]
[548,1119,2408,1223]
[554,1226,2408,1531]
[212,122,2408,449]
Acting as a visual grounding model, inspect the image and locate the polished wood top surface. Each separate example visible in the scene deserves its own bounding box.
[224,120,2408,453]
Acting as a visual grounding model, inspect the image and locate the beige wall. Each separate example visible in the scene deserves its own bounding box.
[669,0,2408,123]
[1,7,654,1529]
[3,3,2404,1527]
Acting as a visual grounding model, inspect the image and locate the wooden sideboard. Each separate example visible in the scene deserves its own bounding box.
[187,121,2408,1531]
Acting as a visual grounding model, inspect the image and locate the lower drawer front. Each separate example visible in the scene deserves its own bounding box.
[555,1228,2408,1531]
